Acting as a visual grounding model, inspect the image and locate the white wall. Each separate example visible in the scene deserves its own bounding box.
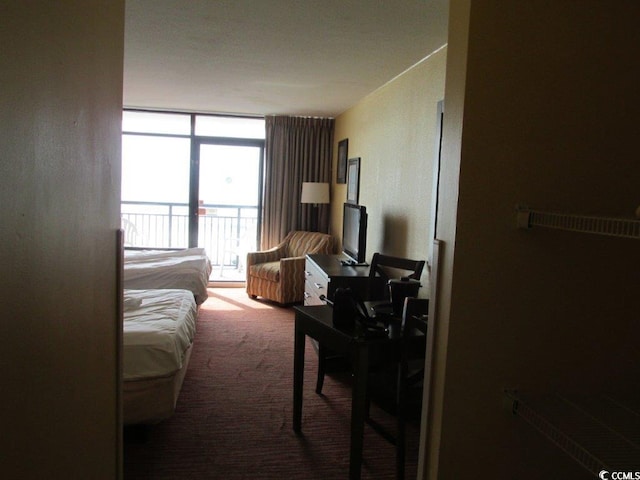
[332,47,447,292]
[0,2,124,478]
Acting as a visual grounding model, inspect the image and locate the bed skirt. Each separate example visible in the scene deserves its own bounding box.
[123,343,193,425]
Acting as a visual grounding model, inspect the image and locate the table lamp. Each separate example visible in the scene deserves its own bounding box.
[301,182,330,231]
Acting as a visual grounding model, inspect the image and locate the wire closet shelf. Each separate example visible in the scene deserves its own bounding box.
[509,204,639,476]
[516,207,640,239]
[504,390,640,476]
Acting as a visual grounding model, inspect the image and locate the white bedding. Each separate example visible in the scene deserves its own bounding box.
[123,289,198,381]
[123,248,212,305]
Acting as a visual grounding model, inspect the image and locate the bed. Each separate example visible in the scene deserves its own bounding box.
[123,288,198,425]
[123,248,212,305]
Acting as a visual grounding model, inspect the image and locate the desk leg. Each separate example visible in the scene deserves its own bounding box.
[293,318,305,433]
[349,343,368,480]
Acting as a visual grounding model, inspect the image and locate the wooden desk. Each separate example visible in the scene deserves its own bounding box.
[292,304,406,480]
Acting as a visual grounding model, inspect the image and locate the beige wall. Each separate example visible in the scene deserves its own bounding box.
[0,2,124,478]
[331,47,447,290]
[428,1,640,479]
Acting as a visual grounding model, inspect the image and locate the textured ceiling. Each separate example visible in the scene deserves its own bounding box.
[124,0,448,117]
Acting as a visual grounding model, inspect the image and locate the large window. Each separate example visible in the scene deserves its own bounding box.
[121,110,265,280]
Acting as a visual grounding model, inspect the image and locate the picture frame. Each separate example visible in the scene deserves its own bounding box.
[346,157,361,204]
[336,138,348,184]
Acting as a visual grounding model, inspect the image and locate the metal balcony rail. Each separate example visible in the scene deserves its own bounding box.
[121,200,259,275]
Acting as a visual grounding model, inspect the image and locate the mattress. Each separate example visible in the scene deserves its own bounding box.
[123,248,212,305]
[123,288,198,382]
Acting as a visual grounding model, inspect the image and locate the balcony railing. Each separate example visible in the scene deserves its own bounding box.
[121,201,259,280]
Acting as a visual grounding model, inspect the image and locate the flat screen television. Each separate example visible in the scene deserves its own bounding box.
[342,203,367,264]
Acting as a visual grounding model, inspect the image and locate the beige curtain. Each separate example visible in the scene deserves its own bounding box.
[262,116,334,248]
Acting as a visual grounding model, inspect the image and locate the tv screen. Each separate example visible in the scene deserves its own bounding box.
[342,203,367,264]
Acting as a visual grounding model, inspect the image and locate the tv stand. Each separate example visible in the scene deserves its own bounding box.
[304,254,384,306]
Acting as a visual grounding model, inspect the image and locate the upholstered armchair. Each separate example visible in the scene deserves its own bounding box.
[246,230,333,305]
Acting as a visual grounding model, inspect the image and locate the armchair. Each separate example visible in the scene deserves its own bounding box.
[246,231,333,305]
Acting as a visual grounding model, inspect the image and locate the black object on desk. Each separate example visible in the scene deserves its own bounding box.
[370,301,394,318]
[331,287,388,335]
[292,304,415,480]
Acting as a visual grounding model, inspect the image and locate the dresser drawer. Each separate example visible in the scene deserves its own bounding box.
[305,278,328,301]
[304,257,329,305]
[303,288,325,306]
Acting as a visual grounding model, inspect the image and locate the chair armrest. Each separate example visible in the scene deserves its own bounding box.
[246,243,287,267]
[279,256,306,277]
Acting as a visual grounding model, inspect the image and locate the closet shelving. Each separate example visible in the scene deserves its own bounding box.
[505,390,640,475]
[516,207,640,239]
[509,205,639,475]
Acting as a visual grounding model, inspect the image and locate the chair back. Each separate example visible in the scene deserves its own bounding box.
[368,253,426,301]
[284,230,333,258]
[401,297,429,335]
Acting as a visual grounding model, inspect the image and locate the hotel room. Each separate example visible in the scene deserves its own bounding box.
[2,1,638,479]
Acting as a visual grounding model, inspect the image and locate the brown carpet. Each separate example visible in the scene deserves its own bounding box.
[123,288,419,479]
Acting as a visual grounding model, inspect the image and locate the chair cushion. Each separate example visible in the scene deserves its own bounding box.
[249,261,280,282]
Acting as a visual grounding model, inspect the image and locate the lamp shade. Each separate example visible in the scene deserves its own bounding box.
[300,182,330,204]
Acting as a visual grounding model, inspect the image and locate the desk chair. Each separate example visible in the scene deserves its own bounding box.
[315,253,426,395]
[366,297,429,480]
[368,253,426,303]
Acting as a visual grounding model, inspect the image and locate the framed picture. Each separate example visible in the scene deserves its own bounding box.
[346,157,361,204]
[336,138,348,184]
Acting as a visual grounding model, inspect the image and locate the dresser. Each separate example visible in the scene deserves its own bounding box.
[303,254,385,306]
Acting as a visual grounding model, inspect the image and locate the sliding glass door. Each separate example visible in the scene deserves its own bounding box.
[121,110,264,280]
[196,142,262,276]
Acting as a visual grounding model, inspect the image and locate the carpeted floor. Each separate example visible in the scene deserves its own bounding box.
[124,287,420,479]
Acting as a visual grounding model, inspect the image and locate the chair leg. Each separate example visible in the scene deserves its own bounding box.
[315,344,326,394]
[396,363,407,479]
[396,414,406,480]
